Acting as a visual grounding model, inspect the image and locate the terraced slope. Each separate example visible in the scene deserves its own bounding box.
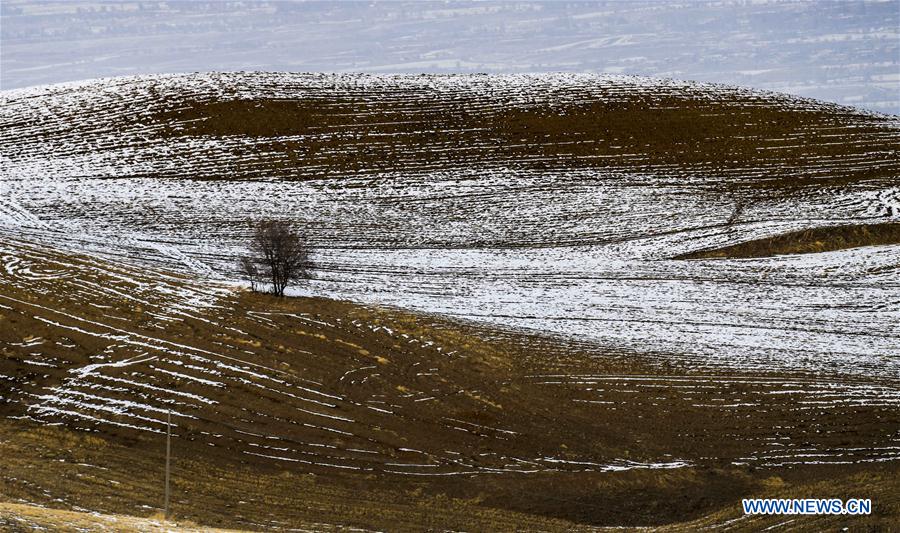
[1,237,898,530]
[3,72,898,185]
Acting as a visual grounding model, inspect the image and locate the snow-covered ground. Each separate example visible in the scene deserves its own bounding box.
[1,72,899,380]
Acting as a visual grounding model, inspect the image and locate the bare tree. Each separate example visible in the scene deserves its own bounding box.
[240,219,310,297]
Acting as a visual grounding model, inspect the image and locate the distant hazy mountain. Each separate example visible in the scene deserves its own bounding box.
[1,0,897,114]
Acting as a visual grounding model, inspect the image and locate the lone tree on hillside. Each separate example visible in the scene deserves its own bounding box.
[240,219,310,297]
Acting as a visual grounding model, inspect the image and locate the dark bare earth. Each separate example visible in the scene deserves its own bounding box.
[1,238,898,531]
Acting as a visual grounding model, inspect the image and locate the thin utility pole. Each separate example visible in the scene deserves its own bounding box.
[164,409,171,521]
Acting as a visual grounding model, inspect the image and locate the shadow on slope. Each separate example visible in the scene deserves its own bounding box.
[678,222,900,259]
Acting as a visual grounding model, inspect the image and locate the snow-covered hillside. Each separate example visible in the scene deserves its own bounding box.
[1,72,899,379]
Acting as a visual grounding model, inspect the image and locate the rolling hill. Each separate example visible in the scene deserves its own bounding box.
[1,73,899,530]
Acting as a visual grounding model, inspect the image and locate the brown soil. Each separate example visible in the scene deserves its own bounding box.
[140,78,900,188]
[2,236,898,530]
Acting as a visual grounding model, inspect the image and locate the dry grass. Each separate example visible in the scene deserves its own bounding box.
[0,502,243,532]
[679,223,900,259]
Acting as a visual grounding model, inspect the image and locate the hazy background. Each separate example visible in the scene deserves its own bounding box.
[1,0,898,114]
